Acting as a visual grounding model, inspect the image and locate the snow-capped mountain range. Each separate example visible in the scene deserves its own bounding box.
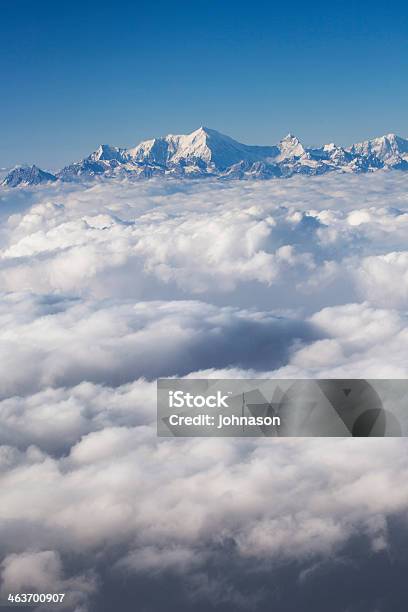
[3,127,408,187]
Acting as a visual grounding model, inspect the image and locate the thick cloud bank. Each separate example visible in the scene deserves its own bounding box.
[1,173,408,611]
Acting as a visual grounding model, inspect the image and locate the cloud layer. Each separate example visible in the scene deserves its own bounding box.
[1,173,408,610]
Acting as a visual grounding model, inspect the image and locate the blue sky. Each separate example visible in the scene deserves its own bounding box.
[1,0,407,169]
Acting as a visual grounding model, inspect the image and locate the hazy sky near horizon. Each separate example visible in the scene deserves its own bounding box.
[1,0,407,168]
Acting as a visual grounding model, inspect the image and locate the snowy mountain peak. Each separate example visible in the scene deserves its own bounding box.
[126,137,170,165]
[349,133,408,166]
[4,128,408,187]
[1,165,57,187]
[192,125,214,137]
[88,144,125,162]
[282,133,297,142]
[127,127,279,171]
[170,127,215,165]
[276,134,305,160]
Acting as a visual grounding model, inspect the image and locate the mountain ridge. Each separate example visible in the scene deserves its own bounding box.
[3,127,408,187]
